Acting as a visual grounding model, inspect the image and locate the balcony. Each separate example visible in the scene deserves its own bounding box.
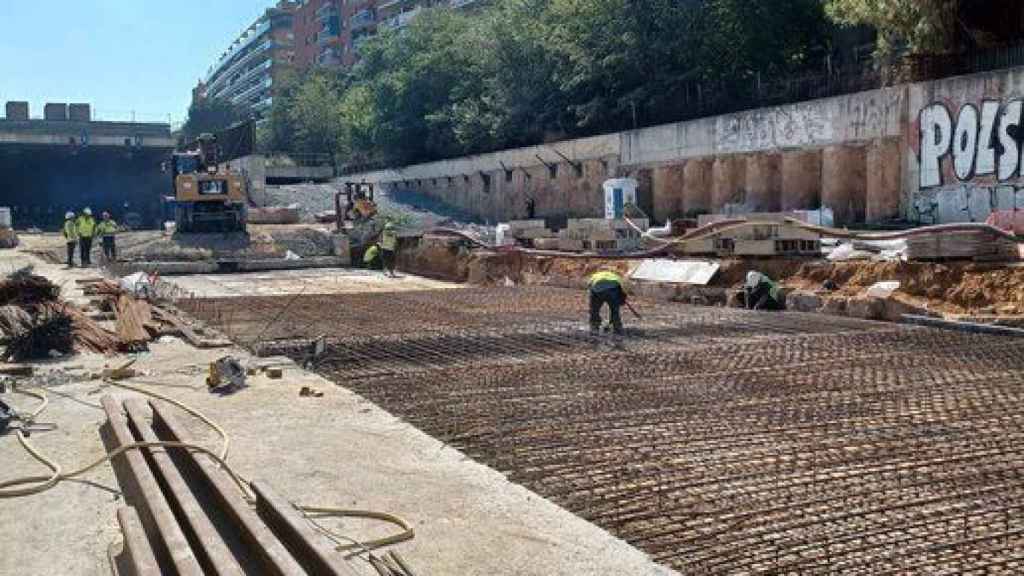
[380,8,420,30]
[317,27,340,44]
[350,9,376,31]
[316,2,338,21]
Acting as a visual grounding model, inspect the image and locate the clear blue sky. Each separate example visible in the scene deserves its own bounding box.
[0,1,271,126]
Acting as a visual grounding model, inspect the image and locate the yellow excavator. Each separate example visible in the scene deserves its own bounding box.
[166,134,247,233]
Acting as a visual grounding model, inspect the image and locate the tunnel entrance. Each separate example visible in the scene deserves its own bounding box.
[0,143,171,230]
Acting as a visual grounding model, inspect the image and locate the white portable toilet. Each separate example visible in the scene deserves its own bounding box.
[602,178,638,220]
[0,207,11,229]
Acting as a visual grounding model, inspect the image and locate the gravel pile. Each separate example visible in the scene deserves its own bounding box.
[269,227,335,258]
[254,184,337,222]
[257,182,482,230]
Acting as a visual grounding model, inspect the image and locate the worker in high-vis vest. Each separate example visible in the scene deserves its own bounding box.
[97,211,119,262]
[76,207,97,267]
[363,243,382,270]
[744,271,785,310]
[380,222,399,277]
[588,269,627,335]
[62,211,78,267]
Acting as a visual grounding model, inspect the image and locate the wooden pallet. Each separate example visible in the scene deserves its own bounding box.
[101,396,353,576]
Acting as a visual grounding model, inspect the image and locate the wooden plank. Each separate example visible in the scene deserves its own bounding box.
[252,480,355,576]
[149,401,307,576]
[115,294,151,347]
[151,305,231,349]
[0,363,32,376]
[123,400,246,576]
[100,395,204,576]
[116,507,162,576]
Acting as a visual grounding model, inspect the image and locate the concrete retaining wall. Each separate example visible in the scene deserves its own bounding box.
[346,65,1024,226]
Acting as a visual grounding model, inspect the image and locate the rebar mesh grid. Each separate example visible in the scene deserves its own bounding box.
[180,287,1024,574]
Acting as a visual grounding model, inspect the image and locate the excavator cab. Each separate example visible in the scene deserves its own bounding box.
[334,182,377,231]
[166,134,247,234]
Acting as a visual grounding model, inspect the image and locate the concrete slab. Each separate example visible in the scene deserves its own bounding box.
[0,239,674,576]
[165,267,462,298]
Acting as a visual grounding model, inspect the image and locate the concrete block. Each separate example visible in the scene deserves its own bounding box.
[712,156,746,212]
[822,145,867,226]
[5,101,29,121]
[43,103,68,121]
[652,163,685,223]
[821,297,848,316]
[781,150,821,211]
[682,158,713,216]
[68,103,91,122]
[518,228,556,240]
[787,290,824,313]
[866,138,902,223]
[846,296,883,320]
[532,238,561,250]
[557,238,581,252]
[745,153,782,212]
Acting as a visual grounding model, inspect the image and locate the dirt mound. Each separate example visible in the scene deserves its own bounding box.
[115,229,335,262]
[789,261,1024,315]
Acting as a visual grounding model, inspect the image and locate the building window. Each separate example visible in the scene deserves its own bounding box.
[482,173,492,194]
[505,169,513,182]
[549,164,558,179]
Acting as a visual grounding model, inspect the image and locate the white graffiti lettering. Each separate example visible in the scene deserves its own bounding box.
[920,99,1024,188]
[920,104,952,188]
[997,100,1022,181]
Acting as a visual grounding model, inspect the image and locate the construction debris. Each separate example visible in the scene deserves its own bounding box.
[206,356,247,392]
[0,267,61,307]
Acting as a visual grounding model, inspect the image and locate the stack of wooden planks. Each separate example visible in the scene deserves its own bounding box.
[904,225,1020,261]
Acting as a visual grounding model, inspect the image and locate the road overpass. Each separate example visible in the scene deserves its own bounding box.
[0,102,175,230]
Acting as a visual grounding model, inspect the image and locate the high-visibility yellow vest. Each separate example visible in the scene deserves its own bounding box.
[589,270,623,288]
[363,244,380,264]
[381,228,398,251]
[77,216,96,238]
[63,220,78,241]
[97,220,118,237]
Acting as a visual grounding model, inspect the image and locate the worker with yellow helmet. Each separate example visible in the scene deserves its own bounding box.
[588,269,627,335]
[380,221,399,277]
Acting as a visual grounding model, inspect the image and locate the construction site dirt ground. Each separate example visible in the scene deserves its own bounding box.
[0,238,674,576]
[7,231,1024,574]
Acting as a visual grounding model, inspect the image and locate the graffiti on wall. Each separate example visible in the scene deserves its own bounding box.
[716,103,833,154]
[915,99,1024,224]
[919,99,1023,188]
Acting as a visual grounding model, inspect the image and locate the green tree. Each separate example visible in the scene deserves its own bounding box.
[180,98,241,144]
[825,0,958,55]
[288,72,347,155]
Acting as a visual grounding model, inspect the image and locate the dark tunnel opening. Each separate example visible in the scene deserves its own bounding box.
[0,144,171,231]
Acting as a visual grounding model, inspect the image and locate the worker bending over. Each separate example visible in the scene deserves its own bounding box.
[744,271,785,310]
[97,212,118,262]
[588,269,627,335]
[76,207,97,267]
[380,222,398,277]
[363,243,383,270]
[62,212,78,267]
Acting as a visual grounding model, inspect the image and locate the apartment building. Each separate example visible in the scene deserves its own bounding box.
[194,0,486,117]
[195,1,298,119]
[295,0,485,69]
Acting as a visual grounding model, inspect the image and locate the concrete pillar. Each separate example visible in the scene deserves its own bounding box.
[712,155,746,213]
[652,163,685,223]
[821,145,867,226]
[867,138,903,223]
[682,157,713,216]
[745,153,782,212]
[781,150,822,211]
